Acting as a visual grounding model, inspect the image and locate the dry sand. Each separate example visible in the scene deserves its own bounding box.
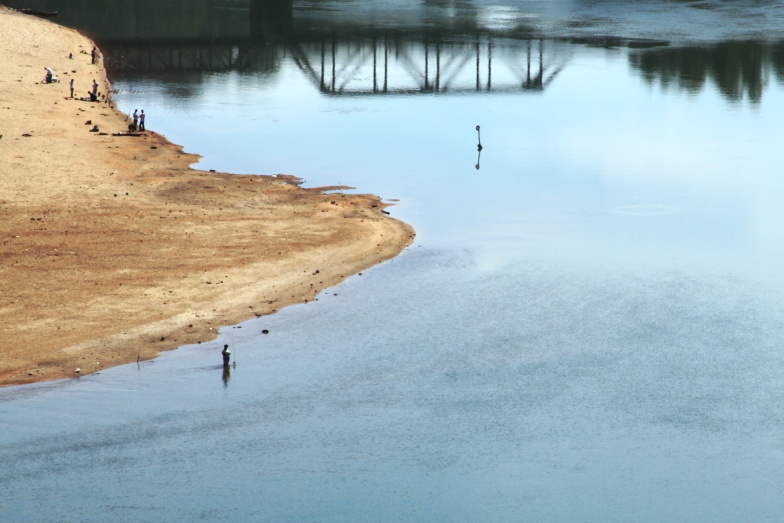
[0,6,415,387]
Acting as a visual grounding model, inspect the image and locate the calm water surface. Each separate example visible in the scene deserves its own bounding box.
[4,1,784,521]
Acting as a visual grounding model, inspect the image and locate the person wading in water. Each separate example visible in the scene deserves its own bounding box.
[221,344,231,367]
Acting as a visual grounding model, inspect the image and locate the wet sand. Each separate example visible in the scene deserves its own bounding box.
[0,6,415,386]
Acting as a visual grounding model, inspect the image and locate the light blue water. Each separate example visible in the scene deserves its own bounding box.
[5,249,784,521]
[5,2,784,521]
[113,42,784,280]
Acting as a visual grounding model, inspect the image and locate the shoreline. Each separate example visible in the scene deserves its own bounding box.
[0,6,415,387]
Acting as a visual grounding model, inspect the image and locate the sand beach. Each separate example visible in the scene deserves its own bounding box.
[0,6,414,386]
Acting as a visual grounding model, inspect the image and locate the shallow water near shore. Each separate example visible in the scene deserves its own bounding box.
[5,1,784,521]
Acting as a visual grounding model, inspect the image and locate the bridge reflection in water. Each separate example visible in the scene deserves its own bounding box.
[7,0,783,102]
[295,37,564,95]
[102,0,569,96]
[105,37,566,95]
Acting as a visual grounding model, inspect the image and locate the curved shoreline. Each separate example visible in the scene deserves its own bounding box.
[0,6,415,387]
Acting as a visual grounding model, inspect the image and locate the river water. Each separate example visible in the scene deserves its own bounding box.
[4,1,784,521]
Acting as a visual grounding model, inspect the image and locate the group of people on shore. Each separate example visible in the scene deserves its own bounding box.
[44,48,150,133]
[44,45,103,101]
[131,109,146,132]
[70,77,99,101]
[44,66,101,102]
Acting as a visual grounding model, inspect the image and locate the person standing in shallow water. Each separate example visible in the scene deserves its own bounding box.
[222,344,231,367]
[139,110,145,132]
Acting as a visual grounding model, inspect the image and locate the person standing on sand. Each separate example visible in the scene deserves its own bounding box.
[69,78,74,98]
[139,110,145,131]
[92,78,98,96]
[91,46,96,64]
[133,109,138,130]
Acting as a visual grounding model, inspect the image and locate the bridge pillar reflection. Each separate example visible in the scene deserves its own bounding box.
[289,35,560,96]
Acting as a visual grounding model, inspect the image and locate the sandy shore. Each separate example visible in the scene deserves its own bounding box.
[0,7,415,387]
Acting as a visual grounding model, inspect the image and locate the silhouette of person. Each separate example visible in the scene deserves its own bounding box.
[139,110,146,131]
[221,344,231,366]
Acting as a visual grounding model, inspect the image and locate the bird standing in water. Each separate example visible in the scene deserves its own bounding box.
[475,125,483,170]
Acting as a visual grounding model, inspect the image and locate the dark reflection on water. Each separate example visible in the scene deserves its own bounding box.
[9,0,784,102]
[629,40,784,103]
[96,33,784,104]
[222,365,231,387]
[4,0,252,40]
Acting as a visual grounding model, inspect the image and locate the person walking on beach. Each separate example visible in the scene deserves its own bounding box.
[221,344,231,367]
[91,46,96,64]
[139,110,145,132]
[132,109,138,130]
[69,78,74,98]
[92,79,98,96]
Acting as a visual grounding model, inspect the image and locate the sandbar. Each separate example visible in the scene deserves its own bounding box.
[0,6,415,386]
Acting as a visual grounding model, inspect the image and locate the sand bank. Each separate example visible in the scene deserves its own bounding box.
[0,6,415,386]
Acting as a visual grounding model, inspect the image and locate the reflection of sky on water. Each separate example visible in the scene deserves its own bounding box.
[112,44,784,282]
[5,245,784,521]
